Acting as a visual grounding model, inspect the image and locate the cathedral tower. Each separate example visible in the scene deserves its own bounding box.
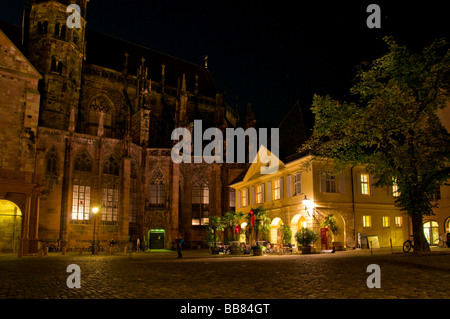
[23,0,88,130]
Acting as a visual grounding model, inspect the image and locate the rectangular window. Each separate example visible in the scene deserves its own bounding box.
[150,184,165,205]
[242,188,248,207]
[101,175,119,223]
[229,189,236,209]
[294,172,302,195]
[395,216,403,228]
[320,173,337,193]
[192,184,209,226]
[72,180,91,221]
[129,178,137,223]
[392,178,400,197]
[256,184,263,204]
[360,174,370,195]
[382,216,390,227]
[363,215,372,227]
[273,179,280,200]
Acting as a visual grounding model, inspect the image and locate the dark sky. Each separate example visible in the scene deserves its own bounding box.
[0,0,448,131]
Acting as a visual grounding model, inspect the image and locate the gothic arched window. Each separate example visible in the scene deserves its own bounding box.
[149,168,165,207]
[192,174,209,226]
[129,163,138,223]
[72,151,92,221]
[101,156,119,223]
[46,148,58,176]
[88,95,115,137]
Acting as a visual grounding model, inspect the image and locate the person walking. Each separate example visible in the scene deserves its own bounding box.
[176,235,184,258]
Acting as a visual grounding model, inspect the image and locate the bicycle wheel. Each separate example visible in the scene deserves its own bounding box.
[403,240,412,253]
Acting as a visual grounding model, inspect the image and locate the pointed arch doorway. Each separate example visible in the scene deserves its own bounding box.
[0,200,22,253]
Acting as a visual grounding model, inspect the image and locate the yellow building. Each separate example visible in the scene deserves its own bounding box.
[230,146,410,251]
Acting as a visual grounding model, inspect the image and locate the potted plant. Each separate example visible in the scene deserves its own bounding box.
[246,207,271,256]
[320,213,340,250]
[206,216,224,254]
[221,211,244,254]
[295,227,318,254]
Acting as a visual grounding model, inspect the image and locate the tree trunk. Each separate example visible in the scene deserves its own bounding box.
[411,214,430,253]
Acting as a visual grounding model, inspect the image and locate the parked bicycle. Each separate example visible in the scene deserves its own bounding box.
[87,244,104,253]
[403,235,414,253]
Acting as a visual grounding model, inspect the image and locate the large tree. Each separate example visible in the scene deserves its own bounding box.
[301,37,450,252]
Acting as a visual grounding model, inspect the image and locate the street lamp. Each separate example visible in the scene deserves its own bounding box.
[302,195,314,217]
[92,207,99,254]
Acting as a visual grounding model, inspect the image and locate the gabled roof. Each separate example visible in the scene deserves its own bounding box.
[0,28,41,80]
[231,145,285,186]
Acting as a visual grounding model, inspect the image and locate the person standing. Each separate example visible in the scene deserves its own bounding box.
[176,235,184,258]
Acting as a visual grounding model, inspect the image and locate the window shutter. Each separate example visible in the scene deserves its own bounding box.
[320,174,326,193]
[339,174,346,194]
[268,181,272,201]
[370,174,375,196]
[286,175,292,197]
[280,177,284,199]
[357,173,362,195]
[261,183,265,203]
[237,191,240,208]
[250,186,255,206]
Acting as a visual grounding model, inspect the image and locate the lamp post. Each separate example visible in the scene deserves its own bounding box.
[92,207,98,254]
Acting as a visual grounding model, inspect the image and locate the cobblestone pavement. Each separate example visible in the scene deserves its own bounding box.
[0,247,449,300]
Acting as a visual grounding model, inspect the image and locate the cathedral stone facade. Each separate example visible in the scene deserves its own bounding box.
[0,0,253,254]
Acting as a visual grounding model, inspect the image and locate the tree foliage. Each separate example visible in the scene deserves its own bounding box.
[301,37,450,252]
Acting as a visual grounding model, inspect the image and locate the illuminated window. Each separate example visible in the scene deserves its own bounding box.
[192,174,209,225]
[360,174,369,195]
[101,156,119,223]
[395,216,403,228]
[256,184,263,204]
[382,216,390,227]
[273,179,280,200]
[241,188,248,207]
[72,152,92,221]
[363,215,371,227]
[294,172,302,195]
[392,178,400,197]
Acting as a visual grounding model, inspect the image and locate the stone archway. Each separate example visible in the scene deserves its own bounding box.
[290,214,308,246]
[0,200,22,253]
[270,217,283,245]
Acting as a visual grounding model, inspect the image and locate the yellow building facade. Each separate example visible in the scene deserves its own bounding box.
[231,147,411,251]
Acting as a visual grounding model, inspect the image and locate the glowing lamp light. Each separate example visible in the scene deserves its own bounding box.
[92,207,99,214]
[302,195,314,217]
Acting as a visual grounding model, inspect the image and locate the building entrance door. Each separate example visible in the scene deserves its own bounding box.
[0,200,22,253]
[149,229,165,249]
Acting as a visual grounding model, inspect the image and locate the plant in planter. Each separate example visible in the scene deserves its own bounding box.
[222,211,244,241]
[320,213,340,250]
[295,227,318,254]
[206,216,224,254]
[280,224,292,245]
[246,207,271,255]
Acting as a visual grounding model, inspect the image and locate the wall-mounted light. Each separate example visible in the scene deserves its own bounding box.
[302,195,314,217]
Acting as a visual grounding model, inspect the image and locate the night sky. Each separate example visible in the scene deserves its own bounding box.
[0,0,448,132]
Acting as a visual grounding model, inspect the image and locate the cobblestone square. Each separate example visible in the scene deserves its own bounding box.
[1,247,449,300]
